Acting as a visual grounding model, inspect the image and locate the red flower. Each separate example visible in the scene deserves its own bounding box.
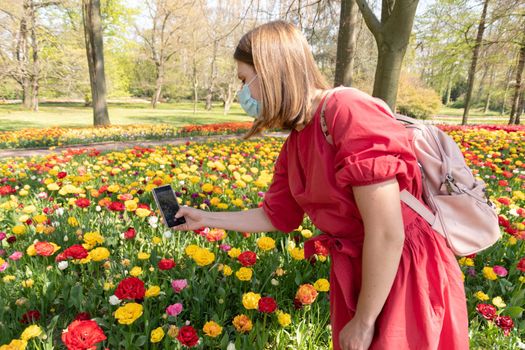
[114,277,145,300]
[314,240,329,256]
[495,315,514,336]
[237,251,257,267]
[517,257,525,272]
[177,325,199,347]
[137,203,151,211]
[0,185,16,196]
[75,198,90,208]
[497,197,511,206]
[123,227,136,240]
[74,312,91,321]
[476,303,497,320]
[158,258,176,270]
[56,245,89,262]
[57,171,68,179]
[35,241,56,256]
[98,185,108,194]
[61,320,106,350]
[108,201,125,212]
[20,310,41,324]
[258,297,277,313]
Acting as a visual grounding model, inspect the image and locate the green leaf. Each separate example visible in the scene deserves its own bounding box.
[135,335,147,347]
[502,306,524,319]
[68,284,83,308]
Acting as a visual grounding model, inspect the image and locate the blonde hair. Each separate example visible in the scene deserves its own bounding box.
[234,21,329,138]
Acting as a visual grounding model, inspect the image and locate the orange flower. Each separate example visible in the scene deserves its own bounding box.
[295,284,318,305]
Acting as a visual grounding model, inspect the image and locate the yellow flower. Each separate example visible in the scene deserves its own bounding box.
[114,303,143,325]
[21,279,34,288]
[474,291,489,301]
[201,183,214,192]
[242,292,261,310]
[2,275,16,283]
[275,268,286,277]
[103,282,114,291]
[192,248,215,267]
[313,278,330,292]
[185,244,199,257]
[150,327,165,343]
[508,236,517,245]
[26,245,36,256]
[257,236,276,251]
[47,183,60,191]
[138,252,150,260]
[235,267,253,281]
[130,266,143,277]
[203,321,223,338]
[20,325,42,341]
[107,184,120,193]
[22,205,36,214]
[33,214,47,224]
[145,286,161,298]
[135,208,151,217]
[232,314,252,333]
[12,225,26,235]
[482,267,497,281]
[125,200,137,211]
[228,247,241,258]
[300,229,313,238]
[167,325,179,338]
[520,276,525,284]
[458,257,474,266]
[222,265,233,277]
[89,247,110,261]
[83,231,104,247]
[289,247,305,260]
[276,310,292,327]
[67,217,79,227]
[0,339,27,350]
[492,296,506,308]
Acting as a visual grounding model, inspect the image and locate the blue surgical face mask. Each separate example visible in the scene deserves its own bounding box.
[237,75,260,118]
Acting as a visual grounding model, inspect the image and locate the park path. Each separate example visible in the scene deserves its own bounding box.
[0,132,289,159]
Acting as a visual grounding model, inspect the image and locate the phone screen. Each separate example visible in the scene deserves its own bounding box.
[152,185,186,227]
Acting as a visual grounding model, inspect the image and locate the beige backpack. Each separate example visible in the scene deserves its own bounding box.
[320,88,501,256]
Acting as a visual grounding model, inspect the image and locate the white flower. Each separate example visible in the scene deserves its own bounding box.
[63,235,68,242]
[96,205,102,212]
[55,208,64,216]
[109,295,121,306]
[163,230,172,239]
[58,261,68,270]
[509,208,519,217]
[37,192,47,199]
[227,343,236,350]
[271,278,279,286]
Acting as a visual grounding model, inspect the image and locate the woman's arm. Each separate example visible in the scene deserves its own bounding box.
[339,178,405,349]
[172,206,277,233]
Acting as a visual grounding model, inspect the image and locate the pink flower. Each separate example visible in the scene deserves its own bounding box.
[171,279,188,293]
[493,265,508,277]
[0,232,6,241]
[219,244,231,252]
[0,261,8,272]
[166,303,183,317]
[9,251,23,261]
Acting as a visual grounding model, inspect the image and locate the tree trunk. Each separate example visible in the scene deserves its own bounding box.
[30,0,39,112]
[18,2,32,109]
[445,77,452,105]
[334,0,359,87]
[205,40,218,111]
[509,23,525,125]
[355,0,419,110]
[484,67,495,114]
[151,62,163,108]
[462,0,489,125]
[82,0,110,126]
[373,40,406,110]
[501,67,513,115]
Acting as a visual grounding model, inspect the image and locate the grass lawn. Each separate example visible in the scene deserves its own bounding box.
[0,101,252,131]
[0,101,517,132]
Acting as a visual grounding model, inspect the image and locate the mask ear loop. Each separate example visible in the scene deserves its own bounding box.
[245,74,258,87]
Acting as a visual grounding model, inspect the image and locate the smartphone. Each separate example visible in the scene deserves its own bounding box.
[152,185,186,228]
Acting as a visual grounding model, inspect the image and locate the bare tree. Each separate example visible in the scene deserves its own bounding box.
[509,21,525,124]
[462,0,490,125]
[334,0,359,87]
[355,0,419,109]
[82,0,110,126]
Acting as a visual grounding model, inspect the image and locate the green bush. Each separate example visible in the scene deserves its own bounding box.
[396,73,442,119]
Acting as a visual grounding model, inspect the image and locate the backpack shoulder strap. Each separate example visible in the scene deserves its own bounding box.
[320,86,347,145]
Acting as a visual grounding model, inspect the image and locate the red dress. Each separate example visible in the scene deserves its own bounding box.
[262,88,469,349]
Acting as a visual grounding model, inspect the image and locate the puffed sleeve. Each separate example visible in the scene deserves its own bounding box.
[325,88,415,189]
[262,140,305,232]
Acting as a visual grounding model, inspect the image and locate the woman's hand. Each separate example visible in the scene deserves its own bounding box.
[339,317,375,350]
[172,206,207,231]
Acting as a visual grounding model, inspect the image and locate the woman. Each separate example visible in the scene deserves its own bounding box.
[173,20,469,350]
